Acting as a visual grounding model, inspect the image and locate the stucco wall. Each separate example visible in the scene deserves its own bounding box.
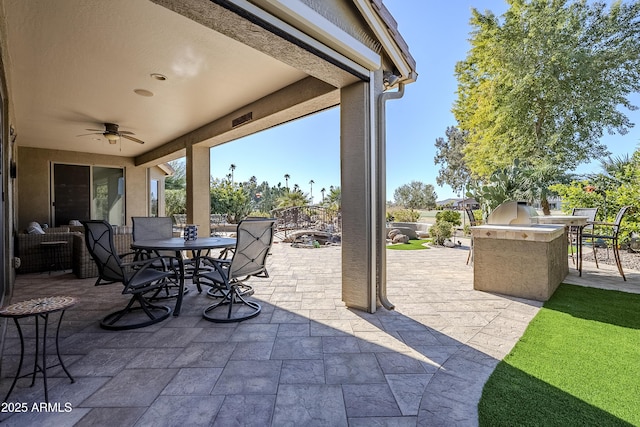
[300,0,377,51]
[17,146,149,230]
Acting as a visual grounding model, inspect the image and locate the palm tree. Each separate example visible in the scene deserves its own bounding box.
[309,179,315,203]
[276,191,308,208]
[284,174,290,190]
[594,154,634,187]
[517,161,569,215]
[293,183,300,192]
[229,164,236,184]
[327,186,341,209]
[321,187,326,203]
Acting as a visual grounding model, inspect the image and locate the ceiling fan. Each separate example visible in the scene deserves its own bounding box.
[78,123,145,144]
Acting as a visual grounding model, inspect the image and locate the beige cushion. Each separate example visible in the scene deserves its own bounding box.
[27,222,45,234]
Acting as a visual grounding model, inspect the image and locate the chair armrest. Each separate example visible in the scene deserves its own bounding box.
[192,255,229,277]
[119,251,138,263]
[588,221,616,227]
[122,254,182,270]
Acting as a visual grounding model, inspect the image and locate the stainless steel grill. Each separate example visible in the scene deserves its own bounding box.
[487,201,538,225]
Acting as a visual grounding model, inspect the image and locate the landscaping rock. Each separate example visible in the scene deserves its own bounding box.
[388,229,401,239]
[392,234,410,244]
[443,239,456,248]
[387,226,418,240]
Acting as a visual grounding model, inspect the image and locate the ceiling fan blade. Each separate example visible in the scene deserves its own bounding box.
[121,134,145,144]
[76,132,102,137]
[119,130,135,135]
[85,128,104,132]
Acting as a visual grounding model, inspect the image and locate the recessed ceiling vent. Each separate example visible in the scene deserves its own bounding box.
[232,112,253,128]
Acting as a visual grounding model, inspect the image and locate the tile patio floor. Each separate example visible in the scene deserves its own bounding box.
[0,240,638,426]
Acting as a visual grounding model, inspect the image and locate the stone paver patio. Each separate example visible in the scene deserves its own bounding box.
[1,240,637,426]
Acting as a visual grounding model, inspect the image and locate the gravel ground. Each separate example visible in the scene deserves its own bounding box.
[582,248,640,271]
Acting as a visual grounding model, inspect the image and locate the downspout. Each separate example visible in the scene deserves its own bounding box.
[376,81,404,310]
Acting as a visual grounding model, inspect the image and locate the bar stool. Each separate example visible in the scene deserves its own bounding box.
[0,296,76,403]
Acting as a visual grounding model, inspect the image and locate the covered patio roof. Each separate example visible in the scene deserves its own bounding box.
[2,0,415,162]
[1,0,418,313]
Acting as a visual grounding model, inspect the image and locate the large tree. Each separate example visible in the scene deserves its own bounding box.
[210,179,251,223]
[454,0,640,177]
[393,181,437,210]
[165,159,186,190]
[434,126,472,195]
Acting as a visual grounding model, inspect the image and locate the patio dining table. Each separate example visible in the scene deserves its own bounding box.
[535,215,589,276]
[131,237,236,316]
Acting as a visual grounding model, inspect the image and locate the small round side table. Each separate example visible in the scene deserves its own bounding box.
[0,296,76,403]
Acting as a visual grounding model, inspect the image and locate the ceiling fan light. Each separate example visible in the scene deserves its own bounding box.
[104,133,119,142]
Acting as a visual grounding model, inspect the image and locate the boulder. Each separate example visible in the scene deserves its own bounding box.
[388,229,401,239]
[392,234,410,244]
[387,226,418,240]
[443,239,456,248]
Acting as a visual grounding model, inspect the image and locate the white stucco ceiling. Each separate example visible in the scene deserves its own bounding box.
[3,0,309,157]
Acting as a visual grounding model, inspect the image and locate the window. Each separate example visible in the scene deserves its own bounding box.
[150,179,159,217]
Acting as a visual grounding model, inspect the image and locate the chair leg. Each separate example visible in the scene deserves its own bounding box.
[202,284,261,323]
[612,239,626,281]
[101,294,171,330]
[206,281,254,299]
[568,230,575,266]
[145,278,185,301]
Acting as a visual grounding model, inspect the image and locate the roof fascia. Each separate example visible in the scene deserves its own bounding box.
[249,0,381,70]
[226,0,372,78]
[351,0,415,82]
[157,163,175,176]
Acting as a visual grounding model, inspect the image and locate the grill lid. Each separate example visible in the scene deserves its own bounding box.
[487,201,538,225]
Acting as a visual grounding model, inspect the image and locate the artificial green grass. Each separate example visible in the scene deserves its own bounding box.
[386,239,431,250]
[479,284,640,427]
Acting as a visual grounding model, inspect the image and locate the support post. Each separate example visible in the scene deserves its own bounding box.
[185,144,210,235]
[340,77,380,312]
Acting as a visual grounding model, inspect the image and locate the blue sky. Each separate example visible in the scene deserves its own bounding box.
[209,0,640,203]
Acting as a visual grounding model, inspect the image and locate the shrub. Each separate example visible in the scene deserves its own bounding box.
[393,209,420,222]
[435,210,461,226]
[210,181,252,223]
[248,211,270,218]
[165,189,186,217]
[431,221,453,245]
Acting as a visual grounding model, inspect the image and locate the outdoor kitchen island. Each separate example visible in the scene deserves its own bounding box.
[471,223,567,301]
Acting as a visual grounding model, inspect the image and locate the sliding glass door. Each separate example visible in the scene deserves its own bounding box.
[53,164,125,226]
[92,166,125,225]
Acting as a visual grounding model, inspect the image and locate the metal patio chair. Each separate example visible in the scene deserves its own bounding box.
[465,208,480,265]
[83,220,179,330]
[194,218,276,322]
[581,206,632,281]
[569,207,598,266]
[132,216,188,299]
